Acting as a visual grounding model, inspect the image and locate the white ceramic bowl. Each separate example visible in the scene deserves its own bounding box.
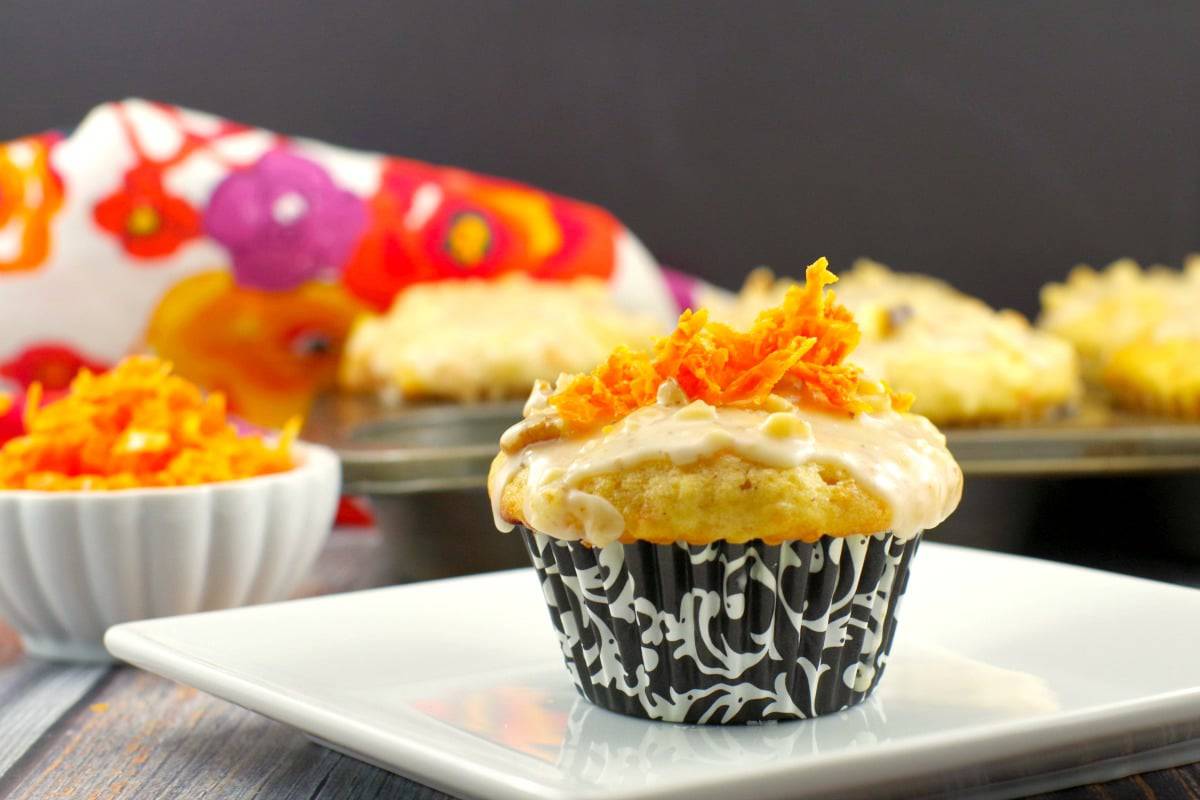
[0,442,340,662]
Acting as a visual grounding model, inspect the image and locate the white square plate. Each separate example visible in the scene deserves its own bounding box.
[106,543,1200,800]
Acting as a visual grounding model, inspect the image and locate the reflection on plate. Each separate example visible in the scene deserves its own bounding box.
[408,643,1059,787]
[414,685,569,765]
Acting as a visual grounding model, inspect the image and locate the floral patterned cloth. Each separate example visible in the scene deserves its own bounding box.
[0,100,676,431]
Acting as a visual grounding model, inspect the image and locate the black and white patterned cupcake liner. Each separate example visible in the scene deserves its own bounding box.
[519,526,920,725]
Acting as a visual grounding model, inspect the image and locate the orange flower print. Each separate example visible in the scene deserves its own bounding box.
[146,271,365,426]
[342,158,619,311]
[93,164,201,259]
[0,133,64,273]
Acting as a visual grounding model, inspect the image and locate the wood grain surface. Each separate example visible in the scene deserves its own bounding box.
[0,530,1196,800]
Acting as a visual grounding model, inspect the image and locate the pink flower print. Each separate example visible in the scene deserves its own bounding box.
[204,149,366,290]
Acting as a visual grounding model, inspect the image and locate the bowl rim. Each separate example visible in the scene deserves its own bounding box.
[0,441,339,500]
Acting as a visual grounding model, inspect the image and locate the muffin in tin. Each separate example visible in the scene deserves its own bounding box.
[707,259,1081,426]
[1039,257,1200,419]
[340,274,664,403]
[1104,336,1200,418]
[489,259,963,724]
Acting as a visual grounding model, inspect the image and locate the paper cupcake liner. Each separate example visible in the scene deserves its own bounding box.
[519,527,920,724]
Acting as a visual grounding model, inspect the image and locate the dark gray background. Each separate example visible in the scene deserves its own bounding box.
[4,1,1199,315]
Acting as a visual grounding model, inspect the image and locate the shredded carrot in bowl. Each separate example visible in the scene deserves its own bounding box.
[549,258,913,433]
[0,356,297,491]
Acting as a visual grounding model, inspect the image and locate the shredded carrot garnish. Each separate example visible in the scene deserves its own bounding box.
[0,356,297,491]
[550,258,910,432]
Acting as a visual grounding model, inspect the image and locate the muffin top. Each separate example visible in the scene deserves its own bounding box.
[706,259,1080,426]
[1104,338,1200,418]
[1044,258,1200,418]
[340,274,664,403]
[489,259,963,546]
[1039,257,1200,382]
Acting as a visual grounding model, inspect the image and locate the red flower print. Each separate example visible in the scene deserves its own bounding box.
[0,342,109,391]
[93,164,201,259]
[0,343,108,444]
[341,158,620,311]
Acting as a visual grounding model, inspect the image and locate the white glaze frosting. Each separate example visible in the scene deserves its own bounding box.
[490,383,962,547]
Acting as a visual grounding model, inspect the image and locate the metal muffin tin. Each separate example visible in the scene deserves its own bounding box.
[304,394,524,495]
[303,394,528,580]
[945,399,1200,475]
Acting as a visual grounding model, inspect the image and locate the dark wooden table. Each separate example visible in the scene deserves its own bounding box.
[1,530,1198,800]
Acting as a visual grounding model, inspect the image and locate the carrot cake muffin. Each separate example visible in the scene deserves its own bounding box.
[340,275,664,403]
[489,258,963,724]
[1039,257,1200,418]
[707,259,1081,426]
